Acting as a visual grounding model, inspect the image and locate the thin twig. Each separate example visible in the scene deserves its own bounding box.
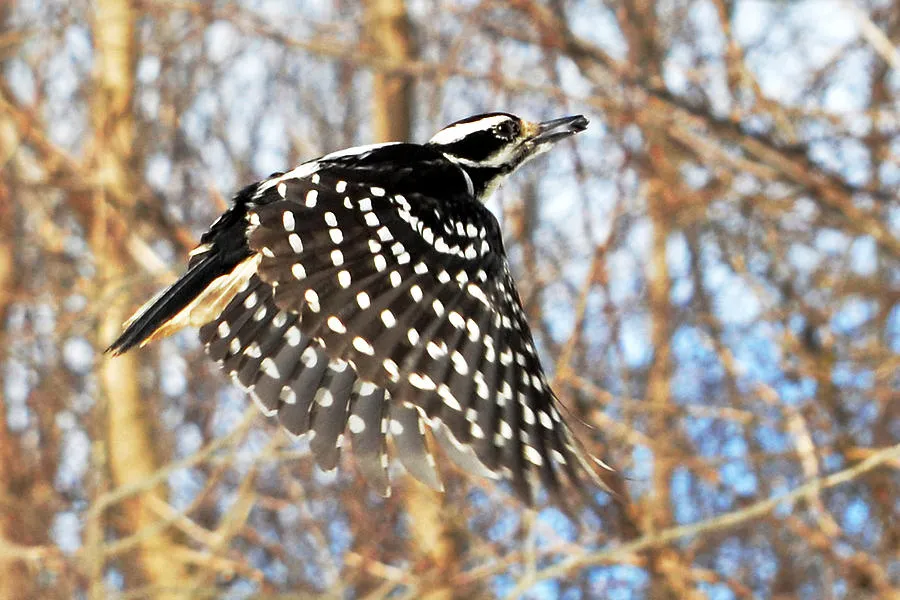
[506,443,900,598]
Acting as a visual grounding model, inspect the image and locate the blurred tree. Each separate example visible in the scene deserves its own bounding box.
[89,0,192,596]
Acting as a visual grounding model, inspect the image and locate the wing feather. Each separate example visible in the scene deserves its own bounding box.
[201,168,621,502]
[389,401,442,491]
[347,383,391,496]
[308,360,356,471]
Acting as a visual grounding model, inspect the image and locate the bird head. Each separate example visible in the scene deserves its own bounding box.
[427,112,589,201]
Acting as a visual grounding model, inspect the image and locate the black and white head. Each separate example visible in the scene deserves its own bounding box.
[427,112,589,201]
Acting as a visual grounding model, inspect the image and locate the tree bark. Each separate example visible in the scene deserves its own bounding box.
[0,8,45,596]
[623,0,699,596]
[90,0,191,596]
[364,0,416,143]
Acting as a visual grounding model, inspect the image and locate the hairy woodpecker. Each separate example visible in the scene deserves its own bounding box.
[107,112,618,504]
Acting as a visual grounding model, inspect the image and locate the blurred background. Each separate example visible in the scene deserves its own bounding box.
[1,0,898,598]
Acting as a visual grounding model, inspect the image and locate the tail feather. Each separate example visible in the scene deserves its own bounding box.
[106,251,257,355]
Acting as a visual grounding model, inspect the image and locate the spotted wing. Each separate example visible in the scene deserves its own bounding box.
[199,272,455,496]
[245,170,617,503]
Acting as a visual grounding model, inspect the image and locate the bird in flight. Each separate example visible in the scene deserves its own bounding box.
[108,112,619,505]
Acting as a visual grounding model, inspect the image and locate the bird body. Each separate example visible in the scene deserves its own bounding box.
[108,112,618,504]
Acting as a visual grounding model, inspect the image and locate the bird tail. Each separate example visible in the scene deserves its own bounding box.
[106,251,259,356]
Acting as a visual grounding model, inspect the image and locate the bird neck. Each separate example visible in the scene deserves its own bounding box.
[463,165,512,203]
[429,147,522,203]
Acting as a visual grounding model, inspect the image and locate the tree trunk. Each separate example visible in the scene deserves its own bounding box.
[365,0,415,143]
[90,0,191,596]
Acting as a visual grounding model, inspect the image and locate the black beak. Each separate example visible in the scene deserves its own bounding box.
[532,115,589,145]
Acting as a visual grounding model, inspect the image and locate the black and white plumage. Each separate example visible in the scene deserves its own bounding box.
[107,112,618,504]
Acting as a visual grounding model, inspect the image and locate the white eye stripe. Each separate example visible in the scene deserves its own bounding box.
[428,115,515,145]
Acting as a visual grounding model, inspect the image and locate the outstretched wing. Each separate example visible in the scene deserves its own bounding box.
[205,164,617,503]
[200,272,451,496]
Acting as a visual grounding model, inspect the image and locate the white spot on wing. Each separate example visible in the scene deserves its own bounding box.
[285,326,301,346]
[348,414,366,433]
[327,316,346,334]
[383,358,399,381]
[261,357,280,379]
[524,445,544,466]
[352,336,374,355]
[282,211,295,231]
[409,372,436,390]
[304,289,320,312]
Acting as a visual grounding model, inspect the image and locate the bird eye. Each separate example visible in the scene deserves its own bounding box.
[495,120,519,140]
